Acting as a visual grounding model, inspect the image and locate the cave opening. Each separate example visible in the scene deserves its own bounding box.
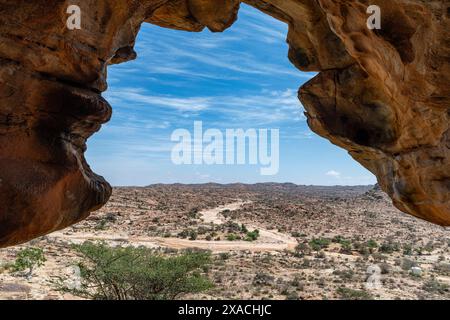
[1,0,449,249]
[86,3,376,187]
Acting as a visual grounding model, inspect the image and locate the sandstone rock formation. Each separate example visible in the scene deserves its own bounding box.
[0,0,449,246]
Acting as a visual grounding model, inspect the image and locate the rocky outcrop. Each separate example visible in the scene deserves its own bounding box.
[0,0,448,246]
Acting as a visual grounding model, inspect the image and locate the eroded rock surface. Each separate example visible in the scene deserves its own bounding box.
[0,0,449,246]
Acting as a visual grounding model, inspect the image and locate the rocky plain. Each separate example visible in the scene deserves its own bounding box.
[0,183,448,300]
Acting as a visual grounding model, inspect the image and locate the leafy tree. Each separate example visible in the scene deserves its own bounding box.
[60,241,213,300]
[11,247,46,278]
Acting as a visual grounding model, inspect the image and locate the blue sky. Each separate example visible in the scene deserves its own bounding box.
[86,4,376,186]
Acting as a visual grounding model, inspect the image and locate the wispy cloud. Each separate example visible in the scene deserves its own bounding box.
[105,88,213,112]
[86,4,376,186]
[112,5,315,83]
[105,87,304,126]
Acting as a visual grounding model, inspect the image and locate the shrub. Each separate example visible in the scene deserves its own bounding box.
[284,291,299,300]
[245,230,260,242]
[424,241,435,253]
[336,238,352,254]
[294,243,310,257]
[379,262,391,274]
[218,252,230,261]
[253,272,274,286]
[95,219,108,230]
[225,221,241,233]
[422,279,449,295]
[227,233,238,241]
[366,240,378,249]
[401,258,417,271]
[189,230,198,241]
[353,242,369,255]
[60,242,213,300]
[380,242,400,254]
[188,208,199,218]
[371,252,387,262]
[290,275,304,289]
[434,263,450,275]
[11,247,46,278]
[197,226,208,235]
[221,209,231,218]
[403,244,413,255]
[333,270,354,281]
[178,229,189,239]
[337,287,373,300]
[309,238,330,251]
[301,259,312,268]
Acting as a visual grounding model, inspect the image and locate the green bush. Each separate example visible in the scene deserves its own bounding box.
[227,233,238,241]
[245,230,260,242]
[333,237,352,253]
[309,238,330,251]
[366,240,378,249]
[61,242,213,300]
[11,247,46,278]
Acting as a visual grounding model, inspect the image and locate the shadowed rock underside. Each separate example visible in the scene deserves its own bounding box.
[0,0,449,247]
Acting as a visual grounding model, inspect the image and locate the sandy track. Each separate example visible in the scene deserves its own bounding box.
[49,201,298,252]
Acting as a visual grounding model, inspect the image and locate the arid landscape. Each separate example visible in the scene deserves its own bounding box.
[0,184,448,300]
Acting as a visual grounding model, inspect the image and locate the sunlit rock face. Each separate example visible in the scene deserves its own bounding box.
[0,0,448,246]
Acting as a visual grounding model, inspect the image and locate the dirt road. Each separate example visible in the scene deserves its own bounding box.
[49,201,298,252]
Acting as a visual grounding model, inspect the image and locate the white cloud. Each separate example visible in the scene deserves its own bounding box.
[326,170,341,178]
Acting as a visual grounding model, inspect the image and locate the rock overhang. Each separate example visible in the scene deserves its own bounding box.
[0,0,449,247]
